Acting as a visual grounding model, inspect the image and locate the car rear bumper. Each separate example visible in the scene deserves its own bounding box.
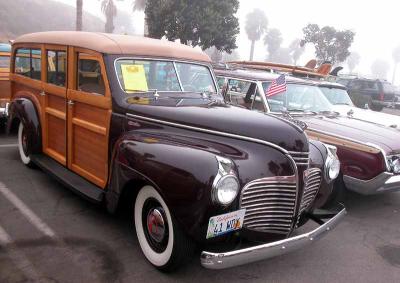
[200,205,346,269]
[343,172,400,195]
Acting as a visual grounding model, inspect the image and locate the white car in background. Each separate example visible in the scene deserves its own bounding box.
[317,81,400,129]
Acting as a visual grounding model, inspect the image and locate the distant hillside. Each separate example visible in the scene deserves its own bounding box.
[0,0,105,41]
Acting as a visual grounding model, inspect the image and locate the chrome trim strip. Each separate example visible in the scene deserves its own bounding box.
[125,113,289,154]
[201,206,346,269]
[366,142,390,171]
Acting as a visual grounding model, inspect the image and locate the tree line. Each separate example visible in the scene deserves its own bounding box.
[75,1,400,82]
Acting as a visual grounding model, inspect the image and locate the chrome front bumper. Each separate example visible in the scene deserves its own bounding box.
[200,206,346,269]
[343,172,400,195]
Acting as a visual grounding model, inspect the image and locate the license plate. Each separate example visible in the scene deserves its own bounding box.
[206,209,246,239]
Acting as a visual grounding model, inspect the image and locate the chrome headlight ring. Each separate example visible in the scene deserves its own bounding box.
[212,156,240,205]
[323,144,341,182]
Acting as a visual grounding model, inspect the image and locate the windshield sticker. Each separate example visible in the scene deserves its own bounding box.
[121,64,148,92]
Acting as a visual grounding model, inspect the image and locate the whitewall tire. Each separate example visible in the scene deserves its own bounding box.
[18,122,33,166]
[134,185,194,271]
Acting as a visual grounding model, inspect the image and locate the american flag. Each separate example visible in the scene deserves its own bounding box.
[266,74,287,97]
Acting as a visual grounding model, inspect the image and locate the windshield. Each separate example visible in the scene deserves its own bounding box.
[115,59,216,95]
[262,82,334,113]
[0,56,10,68]
[319,87,354,106]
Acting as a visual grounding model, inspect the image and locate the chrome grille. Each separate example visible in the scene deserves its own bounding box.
[288,151,310,167]
[299,168,322,214]
[240,176,296,234]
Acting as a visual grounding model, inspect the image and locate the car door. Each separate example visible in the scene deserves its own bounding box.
[66,48,112,188]
[42,45,68,165]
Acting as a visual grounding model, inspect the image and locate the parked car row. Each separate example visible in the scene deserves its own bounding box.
[0,32,398,272]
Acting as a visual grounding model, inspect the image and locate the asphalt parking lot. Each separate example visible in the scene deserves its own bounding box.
[0,132,400,283]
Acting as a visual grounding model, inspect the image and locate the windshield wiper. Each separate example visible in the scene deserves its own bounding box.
[334,102,351,105]
[286,109,318,114]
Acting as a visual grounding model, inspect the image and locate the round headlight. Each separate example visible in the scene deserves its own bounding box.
[328,158,341,180]
[392,158,400,174]
[213,175,239,205]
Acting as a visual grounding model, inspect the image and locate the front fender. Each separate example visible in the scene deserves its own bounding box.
[108,131,228,242]
[7,98,41,154]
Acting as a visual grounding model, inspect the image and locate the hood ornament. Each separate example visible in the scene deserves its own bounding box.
[281,111,308,131]
[347,109,354,118]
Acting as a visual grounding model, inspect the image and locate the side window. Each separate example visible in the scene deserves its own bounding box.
[227,79,256,109]
[0,56,10,68]
[15,48,42,80]
[77,53,105,95]
[15,49,31,77]
[47,50,66,87]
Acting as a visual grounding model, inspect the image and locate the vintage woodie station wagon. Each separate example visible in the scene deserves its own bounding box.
[7,31,345,271]
[0,43,11,124]
[215,65,400,199]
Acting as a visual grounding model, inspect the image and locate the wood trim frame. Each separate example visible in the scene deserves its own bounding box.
[42,44,68,165]
[67,47,112,188]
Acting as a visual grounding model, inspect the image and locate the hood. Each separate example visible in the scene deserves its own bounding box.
[125,97,309,153]
[299,113,400,153]
[332,105,400,129]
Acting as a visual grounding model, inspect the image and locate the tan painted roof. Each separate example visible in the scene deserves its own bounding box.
[13,31,211,62]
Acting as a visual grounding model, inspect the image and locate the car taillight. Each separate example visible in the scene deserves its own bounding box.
[379,92,384,101]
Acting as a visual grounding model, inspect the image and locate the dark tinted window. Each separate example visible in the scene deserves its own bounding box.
[15,48,42,80]
[77,53,105,95]
[47,50,66,87]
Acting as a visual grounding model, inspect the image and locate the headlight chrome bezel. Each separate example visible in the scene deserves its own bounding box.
[324,144,341,182]
[212,156,240,205]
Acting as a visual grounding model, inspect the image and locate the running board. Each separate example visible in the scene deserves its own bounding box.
[31,154,104,203]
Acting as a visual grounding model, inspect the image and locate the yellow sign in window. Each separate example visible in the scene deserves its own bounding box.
[121,64,148,92]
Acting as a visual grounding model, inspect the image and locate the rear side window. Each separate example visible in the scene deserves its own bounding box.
[15,48,42,80]
[77,53,105,95]
[0,56,10,68]
[47,50,66,87]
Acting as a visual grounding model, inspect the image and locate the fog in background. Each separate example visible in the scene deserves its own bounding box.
[48,0,400,84]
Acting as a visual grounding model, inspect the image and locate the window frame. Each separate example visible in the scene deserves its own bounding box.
[113,57,219,95]
[44,45,68,89]
[11,43,43,89]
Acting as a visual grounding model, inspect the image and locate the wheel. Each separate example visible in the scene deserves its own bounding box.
[134,185,195,272]
[18,122,34,167]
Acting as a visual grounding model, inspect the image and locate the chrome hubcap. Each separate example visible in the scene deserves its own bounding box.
[146,208,165,243]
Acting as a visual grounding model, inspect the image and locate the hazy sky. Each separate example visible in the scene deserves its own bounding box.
[56,0,400,83]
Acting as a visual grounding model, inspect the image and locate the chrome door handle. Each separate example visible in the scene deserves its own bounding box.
[39,91,46,96]
[67,100,74,106]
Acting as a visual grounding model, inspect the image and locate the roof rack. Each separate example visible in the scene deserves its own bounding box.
[226,60,333,79]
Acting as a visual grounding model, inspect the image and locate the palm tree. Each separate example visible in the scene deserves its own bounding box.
[76,0,83,31]
[245,9,268,61]
[101,0,117,33]
[132,0,148,36]
[392,46,400,84]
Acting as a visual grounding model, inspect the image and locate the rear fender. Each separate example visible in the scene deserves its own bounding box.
[7,98,41,154]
